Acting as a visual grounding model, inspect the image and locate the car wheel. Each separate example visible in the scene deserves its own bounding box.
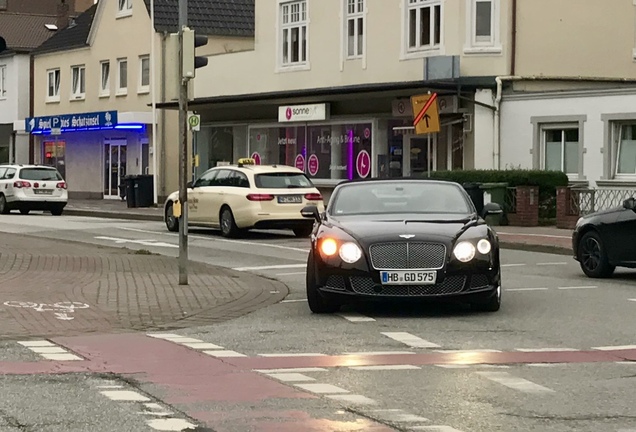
[220,207,240,238]
[306,250,340,314]
[472,285,501,312]
[293,225,313,238]
[0,195,8,214]
[50,206,63,216]
[578,230,615,278]
[165,202,179,232]
[19,209,30,215]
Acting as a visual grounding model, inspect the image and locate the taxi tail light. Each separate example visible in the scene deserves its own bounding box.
[56,182,67,189]
[246,193,275,201]
[304,193,322,201]
[13,181,31,188]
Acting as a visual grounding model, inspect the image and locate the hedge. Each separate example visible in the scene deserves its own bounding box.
[422,169,569,220]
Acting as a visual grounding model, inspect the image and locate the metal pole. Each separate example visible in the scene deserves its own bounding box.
[178,0,188,285]
[150,0,158,205]
[427,133,431,178]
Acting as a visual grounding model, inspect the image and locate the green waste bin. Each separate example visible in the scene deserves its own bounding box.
[480,182,508,225]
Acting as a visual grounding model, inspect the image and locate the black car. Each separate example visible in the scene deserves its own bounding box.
[572,197,636,278]
[300,178,504,314]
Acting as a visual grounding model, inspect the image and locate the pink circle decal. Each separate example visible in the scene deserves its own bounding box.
[295,154,305,171]
[308,154,319,176]
[250,152,261,165]
[364,128,371,139]
[356,150,370,178]
[286,107,292,120]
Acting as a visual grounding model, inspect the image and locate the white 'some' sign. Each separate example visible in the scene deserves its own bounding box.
[278,103,329,123]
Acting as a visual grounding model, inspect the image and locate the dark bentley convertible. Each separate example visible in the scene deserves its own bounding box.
[300,178,504,314]
[572,196,636,278]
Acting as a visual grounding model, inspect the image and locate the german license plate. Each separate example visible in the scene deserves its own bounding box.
[380,271,437,285]
[34,189,53,195]
[277,195,302,204]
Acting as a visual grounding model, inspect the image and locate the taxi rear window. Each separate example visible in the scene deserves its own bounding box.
[254,173,314,189]
[19,168,63,181]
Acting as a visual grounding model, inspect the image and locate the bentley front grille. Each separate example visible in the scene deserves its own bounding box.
[349,275,467,296]
[369,242,446,270]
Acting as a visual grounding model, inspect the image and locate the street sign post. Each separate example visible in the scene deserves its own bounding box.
[188,113,200,131]
[411,93,441,135]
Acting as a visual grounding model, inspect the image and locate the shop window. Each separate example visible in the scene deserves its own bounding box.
[405,0,442,54]
[43,140,66,179]
[249,123,372,181]
[279,0,308,68]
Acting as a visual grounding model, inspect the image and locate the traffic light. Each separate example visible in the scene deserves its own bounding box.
[0,37,6,53]
[181,27,208,80]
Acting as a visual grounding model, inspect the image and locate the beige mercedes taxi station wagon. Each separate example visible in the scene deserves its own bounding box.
[163,159,325,238]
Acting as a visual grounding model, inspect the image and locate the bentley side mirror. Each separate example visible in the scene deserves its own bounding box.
[623,197,636,211]
[301,205,321,222]
[481,202,504,218]
[186,181,194,189]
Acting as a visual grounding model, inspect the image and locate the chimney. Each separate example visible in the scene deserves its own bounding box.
[56,0,70,30]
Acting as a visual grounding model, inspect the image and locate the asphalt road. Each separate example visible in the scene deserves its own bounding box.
[1,213,636,432]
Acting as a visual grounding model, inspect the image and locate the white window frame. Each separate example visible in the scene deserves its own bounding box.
[464,0,501,54]
[540,123,580,177]
[0,65,6,99]
[344,0,366,60]
[116,58,127,96]
[46,68,61,102]
[402,0,444,59]
[138,55,150,94]
[70,65,86,100]
[612,121,636,179]
[117,0,132,17]
[277,0,310,72]
[99,60,110,97]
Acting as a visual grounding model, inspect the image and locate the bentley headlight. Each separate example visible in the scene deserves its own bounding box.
[339,242,362,263]
[477,239,492,254]
[453,241,476,262]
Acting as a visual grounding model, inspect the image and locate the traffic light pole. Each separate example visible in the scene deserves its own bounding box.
[178,0,189,285]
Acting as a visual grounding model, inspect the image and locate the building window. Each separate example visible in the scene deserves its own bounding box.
[406,0,442,53]
[543,127,579,175]
[47,68,60,101]
[614,123,636,177]
[465,0,500,53]
[280,0,308,67]
[116,58,127,95]
[0,65,6,99]
[70,65,85,99]
[100,60,110,96]
[0,0,6,10]
[138,55,150,93]
[117,0,132,16]
[346,0,365,59]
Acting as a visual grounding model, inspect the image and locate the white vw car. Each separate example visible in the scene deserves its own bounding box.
[163,160,325,237]
[0,164,68,215]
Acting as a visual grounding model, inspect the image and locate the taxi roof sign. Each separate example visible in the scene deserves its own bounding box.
[237,157,256,167]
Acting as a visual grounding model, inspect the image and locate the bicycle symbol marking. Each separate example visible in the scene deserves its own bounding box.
[3,301,89,320]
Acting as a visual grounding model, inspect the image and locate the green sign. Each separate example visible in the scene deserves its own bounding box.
[188,114,200,131]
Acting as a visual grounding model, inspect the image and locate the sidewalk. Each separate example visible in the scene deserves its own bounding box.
[63,199,574,255]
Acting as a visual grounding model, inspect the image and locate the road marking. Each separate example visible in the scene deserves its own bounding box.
[258,353,327,357]
[147,333,182,339]
[505,288,549,292]
[592,345,636,351]
[434,349,501,353]
[435,364,470,369]
[5,301,88,320]
[203,350,247,358]
[146,418,197,431]
[326,394,377,405]
[343,351,415,355]
[276,271,306,276]
[557,286,597,290]
[381,332,441,348]
[339,312,376,322]
[29,347,68,354]
[254,367,328,373]
[515,348,577,352]
[370,409,430,422]
[536,262,567,266]
[410,426,466,432]
[100,390,151,402]
[180,342,224,350]
[94,236,178,249]
[97,385,124,389]
[267,373,316,382]
[349,365,421,371]
[281,299,307,303]
[476,371,555,393]
[497,232,571,239]
[629,299,636,302]
[18,340,55,347]
[295,383,349,394]
[42,353,83,361]
[616,361,636,365]
[501,263,526,267]
[233,264,306,271]
[527,363,566,367]
[18,341,83,361]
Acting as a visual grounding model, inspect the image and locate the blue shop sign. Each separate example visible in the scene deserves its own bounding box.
[25,111,118,133]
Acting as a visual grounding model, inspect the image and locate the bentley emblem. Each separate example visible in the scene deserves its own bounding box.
[399,234,415,239]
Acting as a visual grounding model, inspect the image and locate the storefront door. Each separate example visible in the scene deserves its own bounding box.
[402,135,436,177]
[104,139,127,199]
